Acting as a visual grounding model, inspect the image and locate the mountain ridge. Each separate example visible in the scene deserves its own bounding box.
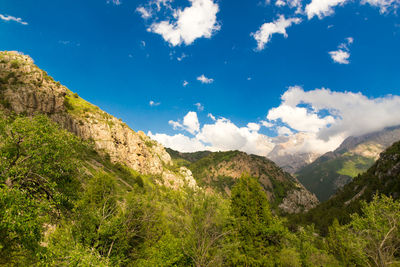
[296,126,400,201]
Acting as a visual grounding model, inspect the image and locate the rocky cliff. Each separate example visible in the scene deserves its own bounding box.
[0,51,172,176]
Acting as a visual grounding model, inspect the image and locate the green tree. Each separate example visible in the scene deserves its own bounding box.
[229,175,287,266]
[327,195,400,266]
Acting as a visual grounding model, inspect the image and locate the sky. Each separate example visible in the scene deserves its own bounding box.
[1,0,400,157]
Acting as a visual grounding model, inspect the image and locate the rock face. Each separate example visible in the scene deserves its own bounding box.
[279,185,319,214]
[168,149,319,213]
[268,133,321,173]
[0,51,171,175]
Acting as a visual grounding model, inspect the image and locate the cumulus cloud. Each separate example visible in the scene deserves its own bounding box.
[0,14,28,25]
[272,86,400,142]
[305,0,348,19]
[251,15,302,51]
[146,0,220,46]
[148,132,208,152]
[152,112,275,155]
[169,111,200,135]
[329,37,353,64]
[329,50,350,64]
[247,122,261,132]
[149,87,400,158]
[149,100,160,106]
[197,74,214,84]
[277,126,293,136]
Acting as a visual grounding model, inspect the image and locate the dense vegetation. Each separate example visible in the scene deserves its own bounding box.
[2,113,400,266]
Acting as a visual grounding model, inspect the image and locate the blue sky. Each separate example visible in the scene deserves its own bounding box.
[1,0,400,155]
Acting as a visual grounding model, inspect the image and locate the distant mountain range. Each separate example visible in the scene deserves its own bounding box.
[295,126,400,201]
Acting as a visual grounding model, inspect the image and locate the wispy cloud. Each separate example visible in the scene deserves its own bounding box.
[197,74,214,84]
[0,14,28,25]
[194,103,204,111]
[251,15,301,50]
[107,0,122,5]
[149,100,161,106]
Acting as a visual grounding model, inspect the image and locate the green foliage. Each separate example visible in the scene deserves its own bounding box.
[10,59,20,69]
[326,195,400,266]
[229,175,287,265]
[0,114,84,209]
[0,187,46,264]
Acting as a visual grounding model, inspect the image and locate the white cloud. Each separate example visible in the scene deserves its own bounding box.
[261,120,274,128]
[272,86,400,142]
[275,0,303,12]
[329,37,353,64]
[136,7,152,19]
[251,15,302,51]
[169,120,183,130]
[305,0,348,19]
[183,80,189,87]
[361,0,400,13]
[0,14,28,25]
[197,74,214,84]
[183,111,200,134]
[268,104,335,132]
[154,112,275,155]
[276,0,287,6]
[147,0,220,46]
[150,87,400,158]
[177,53,187,61]
[208,113,216,121]
[148,132,208,152]
[149,100,160,106]
[329,50,350,64]
[247,122,261,132]
[107,0,122,5]
[277,126,293,136]
[194,103,204,111]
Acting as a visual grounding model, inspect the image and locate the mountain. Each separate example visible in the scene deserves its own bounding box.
[0,51,202,189]
[292,139,400,235]
[296,126,400,201]
[267,133,321,173]
[167,148,319,214]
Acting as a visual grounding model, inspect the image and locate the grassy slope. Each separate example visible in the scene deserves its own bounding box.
[297,153,375,201]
